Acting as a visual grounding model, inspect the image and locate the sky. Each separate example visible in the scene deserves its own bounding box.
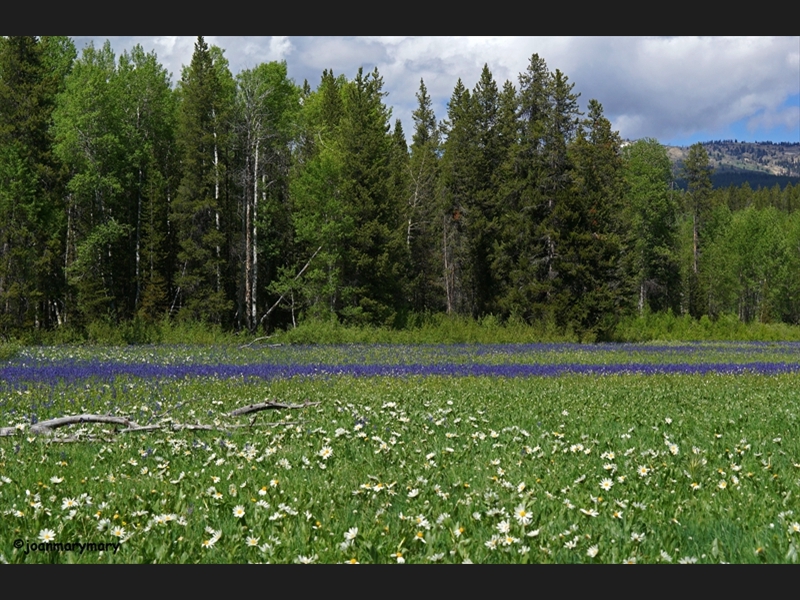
[70,36,800,147]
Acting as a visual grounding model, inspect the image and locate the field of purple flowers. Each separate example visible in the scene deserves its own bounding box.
[4,342,800,386]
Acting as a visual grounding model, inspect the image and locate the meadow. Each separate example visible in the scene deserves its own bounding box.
[1,343,799,563]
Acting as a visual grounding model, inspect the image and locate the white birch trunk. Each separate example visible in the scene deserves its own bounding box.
[213,109,221,294]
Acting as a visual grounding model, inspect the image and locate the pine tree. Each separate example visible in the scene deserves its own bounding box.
[0,36,74,332]
[386,119,413,324]
[469,65,503,316]
[172,37,234,324]
[337,67,401,325]
[406,78,442,313]
[439,78,479,315]
[493,54,551,321]
[563,99,625,338]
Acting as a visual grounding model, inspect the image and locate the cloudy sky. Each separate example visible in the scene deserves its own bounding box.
[71,36,800,147]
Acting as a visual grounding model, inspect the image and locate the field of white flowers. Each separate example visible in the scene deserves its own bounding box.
[1,344,799,563]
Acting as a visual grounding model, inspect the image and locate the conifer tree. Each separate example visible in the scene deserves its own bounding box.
[172,37,234,324]
[563,99,625,338]
[469,65,503,315]
[337,67,401,325]
[493,55,560,322]
[406,79,442,313]
[0,36,73,332]
[439,78,479,315]
[388,118,411,320]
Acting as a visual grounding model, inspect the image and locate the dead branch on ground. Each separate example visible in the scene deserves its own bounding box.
[0,400,318,441]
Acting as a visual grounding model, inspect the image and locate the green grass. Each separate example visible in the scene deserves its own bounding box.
[2,372,799,563]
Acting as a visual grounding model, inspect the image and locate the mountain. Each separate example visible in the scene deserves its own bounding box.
[662,140,800,189]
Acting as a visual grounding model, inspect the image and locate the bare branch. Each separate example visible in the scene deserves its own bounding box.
[260,245,322,325]
[227,400,320,417]
[1,400,319,440]
[239,335,274,349]
[32,414,138,435]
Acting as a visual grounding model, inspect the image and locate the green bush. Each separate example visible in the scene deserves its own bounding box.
[613,311,800,342]
[0,342,20,361]
[269,312,582,345]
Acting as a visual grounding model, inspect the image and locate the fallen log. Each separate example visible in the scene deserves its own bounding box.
[0,414,138,437]
[0,401,319,439]
[227,400,320,417]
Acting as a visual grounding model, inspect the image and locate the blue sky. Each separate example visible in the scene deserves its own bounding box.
[71,36,800,147]
[665,93,800,146]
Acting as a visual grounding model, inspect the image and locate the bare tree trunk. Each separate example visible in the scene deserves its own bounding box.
[0,241,7,308]
[135,168,142,311]
[639,281,645,315]
[251,143,260,331]
[444,214,452,314]
[692,212,698,276]
[407,160,422,248]
[63,195,74,325]
[546,195,555,302]
[213,109,221,297]
[244,146,253,331]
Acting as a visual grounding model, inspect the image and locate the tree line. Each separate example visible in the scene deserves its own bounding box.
[2,36,800,341]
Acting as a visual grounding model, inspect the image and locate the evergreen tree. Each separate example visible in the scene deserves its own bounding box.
[562,99,625,339]
[387,118,412,322]
[171,37,235,324]
[406,78,443,314]
[337,67,401,325]
[439,78,479,315]
[498,59,583,328]
[0,36,74,333]
[493,54,551,321]
[469,65,503,315]
[539,69,582,314]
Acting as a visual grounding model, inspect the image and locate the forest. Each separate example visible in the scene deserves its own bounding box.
[2,36,800,343]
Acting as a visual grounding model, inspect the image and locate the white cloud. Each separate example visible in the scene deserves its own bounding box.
[66,36,800,143]
[269,36,292,61]
[748,106,800,133]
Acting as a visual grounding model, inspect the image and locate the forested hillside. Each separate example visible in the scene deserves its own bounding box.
[2,36,800,342]
[665,140,800,190]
